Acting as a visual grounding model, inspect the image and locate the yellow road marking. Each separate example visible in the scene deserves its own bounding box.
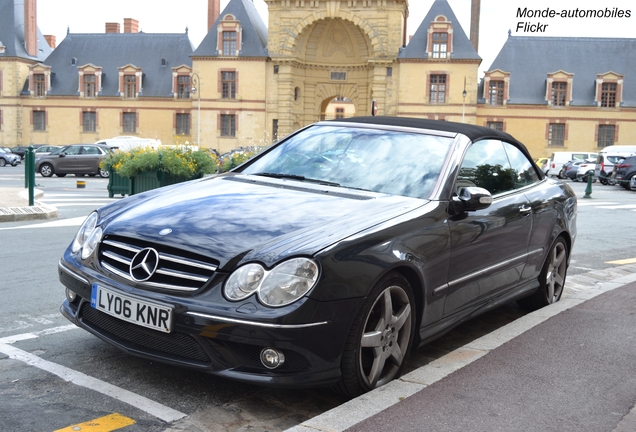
[606,258,636,265]
[54,413,136,432]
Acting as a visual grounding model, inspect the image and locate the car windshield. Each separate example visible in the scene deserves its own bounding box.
[240,125,454,198]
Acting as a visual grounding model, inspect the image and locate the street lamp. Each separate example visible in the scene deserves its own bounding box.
[462,77,467,123]
[191,72,201,146]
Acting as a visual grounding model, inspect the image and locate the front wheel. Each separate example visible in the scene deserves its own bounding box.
[39,163,54,177]
[518,237,568,311]
[99,168,109,178]
[336,272,415,398]
[0,159,6,167]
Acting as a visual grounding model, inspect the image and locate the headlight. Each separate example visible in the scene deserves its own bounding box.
[224,263,265,301]
[80,226,103,260]
[224,258,319,307]
[71,212,98,254]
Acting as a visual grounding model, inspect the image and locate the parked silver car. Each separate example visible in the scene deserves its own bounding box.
[0,148,21,167]
[35,144,111,177]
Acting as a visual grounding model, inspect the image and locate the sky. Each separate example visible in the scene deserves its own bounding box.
[36,0,636,75]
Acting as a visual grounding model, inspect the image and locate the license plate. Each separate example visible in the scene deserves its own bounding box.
[91,284,173,333]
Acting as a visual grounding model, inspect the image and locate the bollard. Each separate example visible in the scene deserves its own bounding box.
[25,145,35,206]
[77,180,86,189]
[583,170,593,199]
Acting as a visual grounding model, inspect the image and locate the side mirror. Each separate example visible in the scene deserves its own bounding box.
[452,187,493,213]
[59,153,67,158]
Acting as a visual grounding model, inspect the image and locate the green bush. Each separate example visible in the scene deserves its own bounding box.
[101,147,219,178]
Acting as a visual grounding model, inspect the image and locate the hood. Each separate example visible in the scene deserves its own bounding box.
[100,174,426,269]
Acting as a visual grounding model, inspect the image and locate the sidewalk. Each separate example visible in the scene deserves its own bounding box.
[0,186,58,222]
[287,268,636,432]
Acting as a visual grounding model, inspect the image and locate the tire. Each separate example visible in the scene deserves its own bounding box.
[335,272,416,398]
[99,167,109,178]
[39,163,54,177]
[518,237,568,311]
[0,158,6,167]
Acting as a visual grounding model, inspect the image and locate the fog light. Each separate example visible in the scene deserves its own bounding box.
[66,288,77,302]
[260,348,285,369]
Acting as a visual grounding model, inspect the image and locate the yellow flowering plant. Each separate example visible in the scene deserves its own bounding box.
[101,147,219,178]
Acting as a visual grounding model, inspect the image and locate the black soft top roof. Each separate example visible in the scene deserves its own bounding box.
[327,116,522,145]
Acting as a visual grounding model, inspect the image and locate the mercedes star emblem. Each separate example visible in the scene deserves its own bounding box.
[130,248,160,282]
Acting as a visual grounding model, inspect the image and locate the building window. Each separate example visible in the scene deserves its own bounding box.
[222,31,237,56]
[551,82,567,106]
[83,112,96,132]
[387,67,393,77]
[177,76,191,99]
[335,108,345,119]
[598,125,615,148]
[487,121,503,131]
[488,80,504,105]
[124,75,136,98]
[429,74,446,104]
[221,71,236,99]
[274,65,279,74]
[176,113,190,135]
[601,83,617,108]
[548,124,565,146]
[0,110,3,131]
[331,72,347,81]
[294,87,300,102]
[432,33,448,59]
[221,114,235,137]
[34,73,46,97]
[123,112,136,133]
[84,74,96,98]
[272,119,278,142]
[33,111,46,131]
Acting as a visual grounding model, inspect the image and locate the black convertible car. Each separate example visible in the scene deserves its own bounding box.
[59,117,577,397]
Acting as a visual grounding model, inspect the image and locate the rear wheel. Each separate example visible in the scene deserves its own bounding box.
[39,163,54,177]
[0,158,6,167]
[518,237,568,311]
[336,272,415,398]
[99,167,109,178]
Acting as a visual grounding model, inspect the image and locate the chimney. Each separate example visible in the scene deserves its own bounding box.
[105,22,121,33]
[470,0,481,52]
[123,18,139,34]
[208,0,220,32]
[23,0,37,57]
[44,35,56,48]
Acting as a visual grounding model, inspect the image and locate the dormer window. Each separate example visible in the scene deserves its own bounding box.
[546,71,573,107]
[217,14,242,57]
[28,64,52,98]
[78,64,103,98]
[482,69,511,106]
[118,65,143,99]
[427,16,453,60]
[432,32,448,59]
[595,72,623,108]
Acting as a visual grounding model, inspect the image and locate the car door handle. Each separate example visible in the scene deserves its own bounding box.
[519,205,532,217]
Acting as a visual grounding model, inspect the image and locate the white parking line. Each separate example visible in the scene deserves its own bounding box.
[0,216,86,230]
[0,325,187,423]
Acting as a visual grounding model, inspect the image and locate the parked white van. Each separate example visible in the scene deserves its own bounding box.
[594,145,636,184]
[548,151,598,178]
[95,136,161,151]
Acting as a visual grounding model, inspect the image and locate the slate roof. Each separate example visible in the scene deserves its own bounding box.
[40,32,194,97]
[193,0,268,57]
[399,0,480,61]
[0,0,52,61]
[479,36,636,107]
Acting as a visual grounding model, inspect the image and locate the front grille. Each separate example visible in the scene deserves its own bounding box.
[81,304,211,364]
[98,235,218,292]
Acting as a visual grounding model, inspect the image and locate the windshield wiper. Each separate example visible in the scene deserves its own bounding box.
[253,172,340,187]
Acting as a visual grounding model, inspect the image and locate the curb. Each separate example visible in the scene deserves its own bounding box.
[0,189,58,222]
[284,265,636,432]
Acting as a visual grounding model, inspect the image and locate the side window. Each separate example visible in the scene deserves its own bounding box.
[64,146,81,155]
[81,146,100,155]
[502,142,541,188]
[457,140,515,195]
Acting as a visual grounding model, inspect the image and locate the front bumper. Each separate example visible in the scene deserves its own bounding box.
[59,259,360,388]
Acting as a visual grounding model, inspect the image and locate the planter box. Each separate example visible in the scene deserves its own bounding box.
[107,169,201,197]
